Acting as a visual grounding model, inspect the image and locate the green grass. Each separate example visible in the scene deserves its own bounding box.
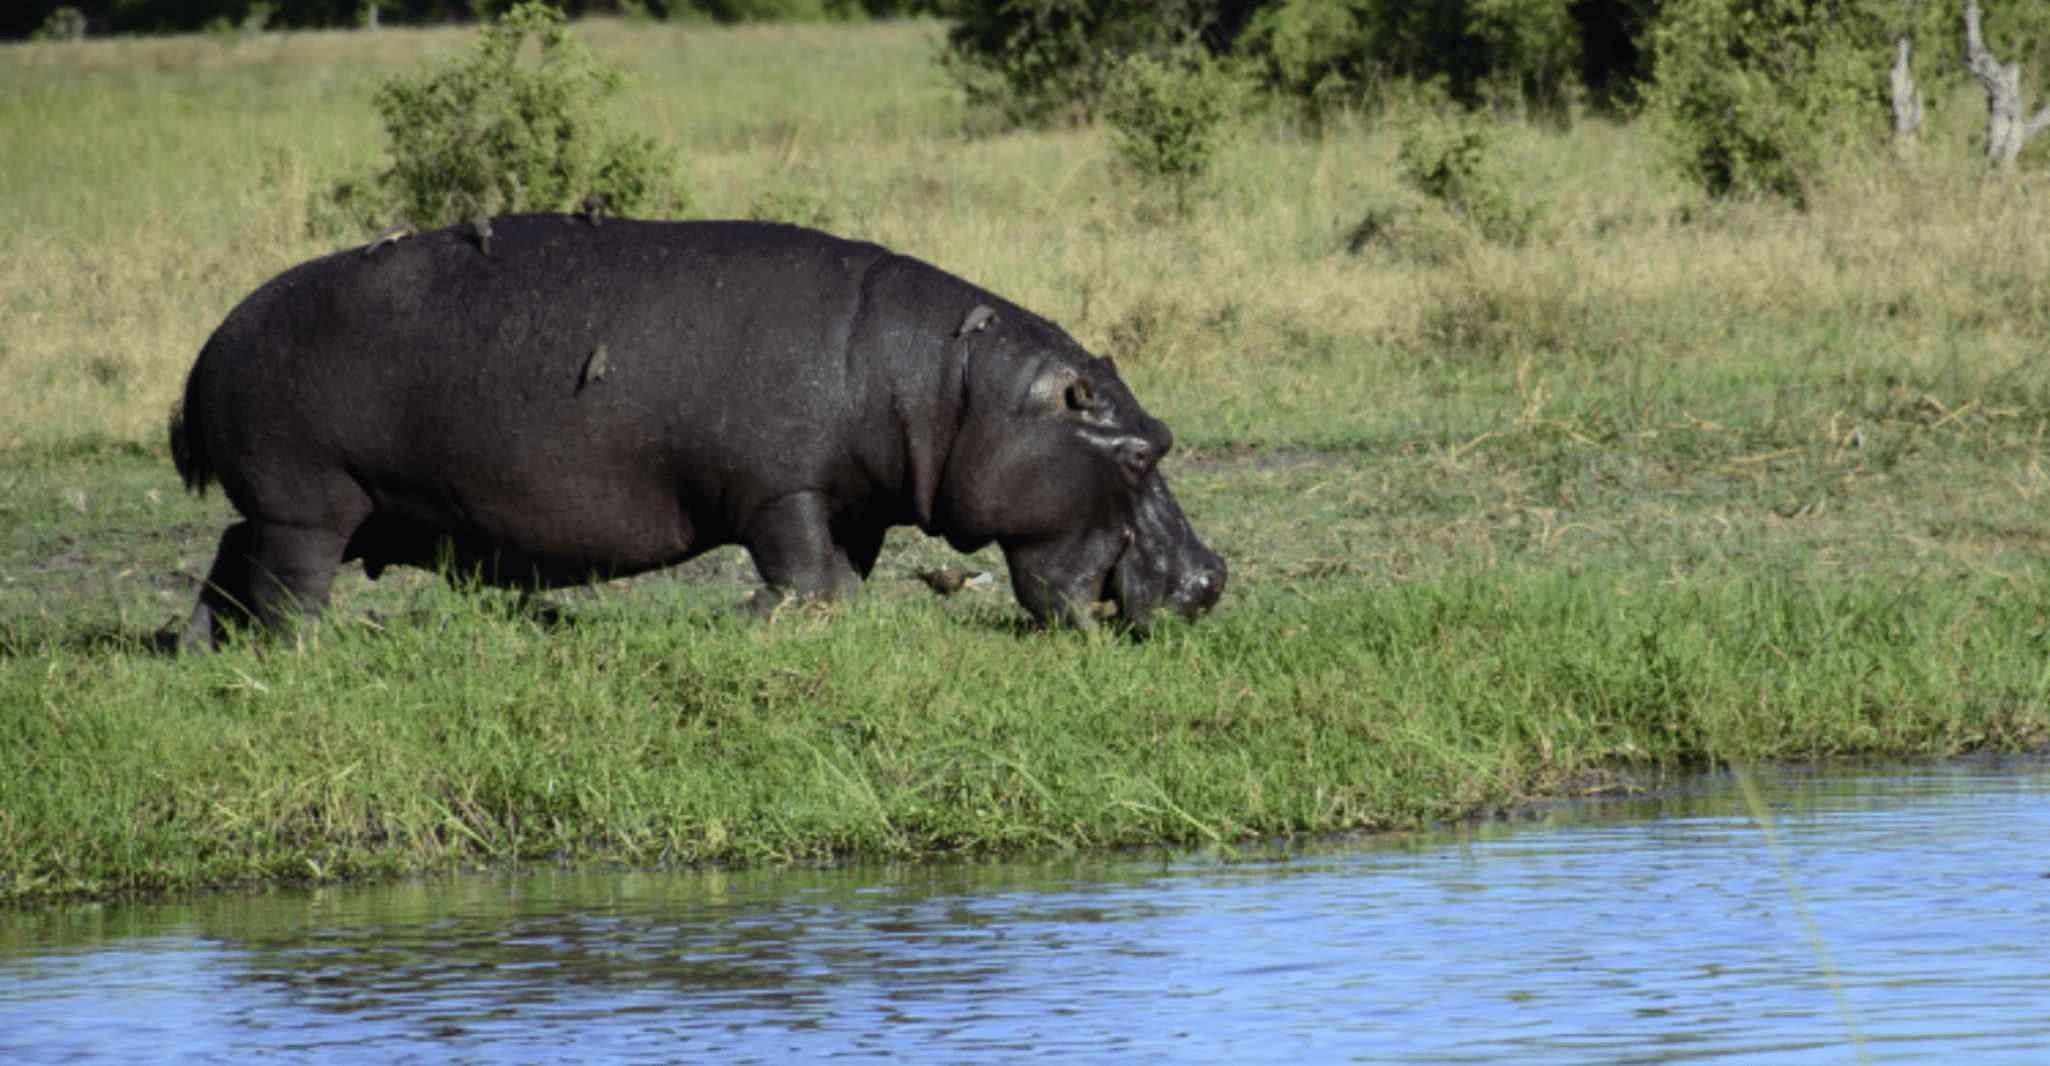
[6,435,2046,904]
[7,544,2043,904]
[3,17,2049,905]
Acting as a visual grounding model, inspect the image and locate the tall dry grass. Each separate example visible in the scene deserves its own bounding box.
[3,19,2048,456]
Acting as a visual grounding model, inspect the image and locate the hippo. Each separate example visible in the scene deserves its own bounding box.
[169,216,1225,650]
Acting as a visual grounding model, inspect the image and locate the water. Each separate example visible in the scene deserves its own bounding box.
[4,757,2047,1064]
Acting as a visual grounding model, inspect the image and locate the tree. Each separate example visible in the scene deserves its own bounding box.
[1963,0,2050,177]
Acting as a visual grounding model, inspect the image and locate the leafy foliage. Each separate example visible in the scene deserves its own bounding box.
[1102,50,1247,192]
[0,2,929,39]
[1239,0,1584,114]
[1565,0,1660,111]
[324,2,686,233]
[1396,112,1545,244]
[1644,0,1894,205]
[941,0,1590,124]
[33,5,87,40]
[938,0,1237,126]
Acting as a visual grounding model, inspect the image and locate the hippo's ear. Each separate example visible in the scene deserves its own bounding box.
[1030,364,1108,420]
[1063,375,1103,415]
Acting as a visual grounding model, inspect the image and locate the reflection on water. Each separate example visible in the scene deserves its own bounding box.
[4,757,2047,1064]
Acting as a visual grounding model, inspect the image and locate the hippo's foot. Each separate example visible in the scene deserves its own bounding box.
[748,586,846,623]
[180,522,258,653]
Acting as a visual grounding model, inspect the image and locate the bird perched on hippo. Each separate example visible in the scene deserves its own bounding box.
[169,216,1226,651]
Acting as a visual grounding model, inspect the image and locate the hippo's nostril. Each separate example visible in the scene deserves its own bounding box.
[1176,566,1227,615]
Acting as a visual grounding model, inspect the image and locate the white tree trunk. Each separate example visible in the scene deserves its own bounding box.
[1964,0,2050,177]
[1892,35,1924,153]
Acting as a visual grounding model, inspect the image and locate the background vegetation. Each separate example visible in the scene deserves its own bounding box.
[4,10,2049,903]
[328,0,687,230]
[6,1,930,41]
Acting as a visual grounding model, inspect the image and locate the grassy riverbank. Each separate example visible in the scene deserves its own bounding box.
[4,19,2049,904]
[7,503,2045,902]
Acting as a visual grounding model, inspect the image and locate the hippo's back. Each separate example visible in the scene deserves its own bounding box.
[177,217,916,572]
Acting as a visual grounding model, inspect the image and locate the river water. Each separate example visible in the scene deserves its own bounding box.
[3,757,2046,1064]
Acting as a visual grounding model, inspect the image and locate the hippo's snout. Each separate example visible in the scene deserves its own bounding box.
[1111,470,1227,633]
[1166,552,1228,619]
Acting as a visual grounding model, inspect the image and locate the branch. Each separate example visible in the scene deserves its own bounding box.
[1959,0,1992,78]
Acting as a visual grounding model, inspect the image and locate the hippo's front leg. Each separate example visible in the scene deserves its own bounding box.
[743,491,864,617]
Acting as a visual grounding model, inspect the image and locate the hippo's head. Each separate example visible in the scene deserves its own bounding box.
[933,337,1226,634]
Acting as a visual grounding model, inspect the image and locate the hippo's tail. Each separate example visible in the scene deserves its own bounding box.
[168,356,214,497]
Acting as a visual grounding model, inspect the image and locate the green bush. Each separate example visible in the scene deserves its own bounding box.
[940,0,1589,127]
[1238,0,1583,116]
[32,5,87,40]
[321,1,687,235]
[1645,0,1897,205]
[939,0,1233,126]
[1396,112,1545,244]
[1102,51,1247,194]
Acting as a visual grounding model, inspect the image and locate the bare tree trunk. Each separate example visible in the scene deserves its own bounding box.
[1964,0,2050,178]
[1892,35,1924,153]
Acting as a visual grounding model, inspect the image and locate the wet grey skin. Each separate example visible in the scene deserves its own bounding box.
[169,217,1225,650]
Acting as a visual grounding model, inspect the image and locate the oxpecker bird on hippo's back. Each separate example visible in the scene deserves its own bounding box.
[168,216,1226,650]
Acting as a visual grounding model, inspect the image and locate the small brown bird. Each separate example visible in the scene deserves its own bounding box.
[916,568,972,596]
[915,569,996,596]
[363,223,415,257]
[577,345,609,395]
[579,192,607,227]
[955,304,997,338]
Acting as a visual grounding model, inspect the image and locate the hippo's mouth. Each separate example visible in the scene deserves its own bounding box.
[1100,470,1229,633]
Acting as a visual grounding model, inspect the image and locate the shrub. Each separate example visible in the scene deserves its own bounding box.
[941,0,1589,126]
[1396,112,1545,244]
[33,6,87,41]
[1102,50,1247,195]
[322,1,687,235]
[938,0,1232,126]
[1645,0,1894,206]
[1236,0,1583,117]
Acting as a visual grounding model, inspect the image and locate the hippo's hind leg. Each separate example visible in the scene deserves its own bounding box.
[180,520,351,652]
[181,521,257,653]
